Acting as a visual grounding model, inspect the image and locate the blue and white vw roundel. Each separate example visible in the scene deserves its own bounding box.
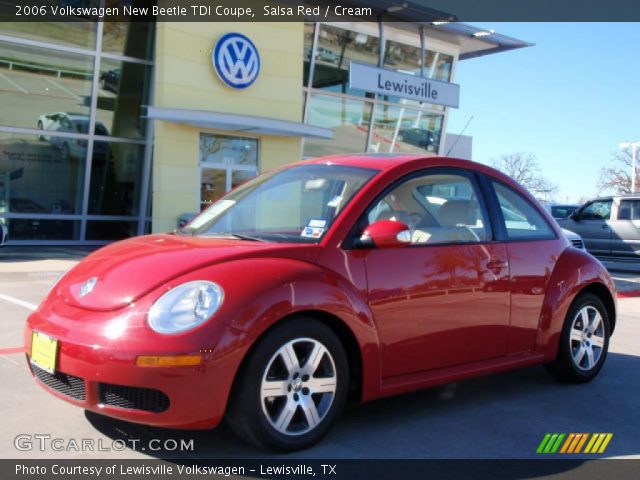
[212,33,261,89]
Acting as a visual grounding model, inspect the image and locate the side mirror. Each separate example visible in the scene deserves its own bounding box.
[569,210,580,221]
[359,220,411,249]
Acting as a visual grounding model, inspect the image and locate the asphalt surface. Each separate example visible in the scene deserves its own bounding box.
[0,249,639,460]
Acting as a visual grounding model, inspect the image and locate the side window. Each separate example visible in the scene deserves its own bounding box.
[618,200,640,220]
[492,181,555,240]
[366,172,489,244]
[579,200,613,220]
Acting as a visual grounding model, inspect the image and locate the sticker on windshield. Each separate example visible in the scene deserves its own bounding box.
[307,219,327,228]
[301,227,325,238]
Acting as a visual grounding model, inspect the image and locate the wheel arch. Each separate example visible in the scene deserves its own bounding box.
[577,282,616,333]
[231,310,365,406]
[537,247,617,362]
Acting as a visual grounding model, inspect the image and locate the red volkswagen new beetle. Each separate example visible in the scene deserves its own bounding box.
[26,155,616,451]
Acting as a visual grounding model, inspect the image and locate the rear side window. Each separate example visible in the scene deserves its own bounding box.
[492,182,555,240]
[617,200,640,220]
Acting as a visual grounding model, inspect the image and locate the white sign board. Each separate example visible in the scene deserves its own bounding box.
[349,62,460,109]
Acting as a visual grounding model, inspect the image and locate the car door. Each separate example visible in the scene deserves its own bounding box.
[610,199,640,257]
[562,199,613,256]
[361,169,511,378]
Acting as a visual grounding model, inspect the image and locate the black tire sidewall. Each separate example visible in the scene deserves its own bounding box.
[557,293,610,382]
[229,318,349,451]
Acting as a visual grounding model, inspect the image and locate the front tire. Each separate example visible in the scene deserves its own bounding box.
[546,293,610,382]
[226,317,349,451]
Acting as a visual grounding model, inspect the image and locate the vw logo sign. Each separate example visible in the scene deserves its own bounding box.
[79,277,97,297]
[212,32,260,89]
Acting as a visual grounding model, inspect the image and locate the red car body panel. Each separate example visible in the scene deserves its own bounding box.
[25,155,616,429]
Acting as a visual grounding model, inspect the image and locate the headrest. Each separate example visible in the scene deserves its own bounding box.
[438,200,477,227]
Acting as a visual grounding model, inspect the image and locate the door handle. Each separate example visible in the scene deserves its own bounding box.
[486,259,508,270]
[601,224,610,229]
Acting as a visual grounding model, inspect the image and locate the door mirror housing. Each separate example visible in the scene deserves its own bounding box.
[359,220,411,249]
[569,210,580,221]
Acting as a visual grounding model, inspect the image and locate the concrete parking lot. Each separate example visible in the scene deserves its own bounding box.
[1,248,639,460]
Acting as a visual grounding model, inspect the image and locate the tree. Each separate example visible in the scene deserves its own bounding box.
[597,148,640,195]
[490,153,557,199]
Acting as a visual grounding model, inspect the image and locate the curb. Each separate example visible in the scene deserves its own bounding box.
[617,290,640,298]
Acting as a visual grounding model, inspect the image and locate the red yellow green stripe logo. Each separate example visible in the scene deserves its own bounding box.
[537,433,613,454]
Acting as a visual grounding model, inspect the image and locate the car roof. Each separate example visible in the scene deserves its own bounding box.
[585,195,640,202]
[298,153,445,171]
[295,153,500,176]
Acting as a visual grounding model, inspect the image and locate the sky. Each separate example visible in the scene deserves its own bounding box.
[446,22,640,203]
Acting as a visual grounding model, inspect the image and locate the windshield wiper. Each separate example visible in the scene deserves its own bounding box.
[205,232,266,242]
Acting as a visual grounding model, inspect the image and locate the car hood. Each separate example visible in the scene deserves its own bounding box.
[56,234,319,311]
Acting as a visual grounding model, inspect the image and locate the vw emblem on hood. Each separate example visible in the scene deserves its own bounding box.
[79,277,98,297]
[212,32,260,89]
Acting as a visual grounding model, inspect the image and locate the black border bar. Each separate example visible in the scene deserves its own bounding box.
[3,0,640,22]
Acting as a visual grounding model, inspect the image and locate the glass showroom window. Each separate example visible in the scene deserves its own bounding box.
[312,23,380,97]
[384,38,422,75]
[199,134,259,211]
[87,142,144,216]
[0,20,97,49]
[303,22,315,87]
[0,19,154,244]
[102,21,154,60]
[303,94,373,158]
[369,103,443,154]
[85,220,138,241]
[0,132,83,240]
[379,31,454,110]
[0,43,94,131]
[96,58,152,140]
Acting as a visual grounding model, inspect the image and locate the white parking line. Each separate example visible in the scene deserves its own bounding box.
[46,78,82,100]
[0,72,28,94]
[0,294,37,311]
[0,355,20,366]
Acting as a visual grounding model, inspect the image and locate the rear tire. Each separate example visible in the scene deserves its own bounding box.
[546,293,610,383]
[226,317,348,451]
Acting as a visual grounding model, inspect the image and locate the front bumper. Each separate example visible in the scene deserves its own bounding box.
[25,304,251,430]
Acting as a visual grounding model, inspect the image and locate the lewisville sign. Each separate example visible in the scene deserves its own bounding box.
[349,62,460,109]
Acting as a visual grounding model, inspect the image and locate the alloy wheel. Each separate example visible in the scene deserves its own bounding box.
[569,305,605,371]
[260,337,337,436]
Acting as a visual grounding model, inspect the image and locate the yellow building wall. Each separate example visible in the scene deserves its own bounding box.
[152,22,304,233]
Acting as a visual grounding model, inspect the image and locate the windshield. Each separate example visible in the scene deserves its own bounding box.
[182,164,378,243]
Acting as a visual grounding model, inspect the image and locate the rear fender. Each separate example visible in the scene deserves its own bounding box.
[536,248,616,362]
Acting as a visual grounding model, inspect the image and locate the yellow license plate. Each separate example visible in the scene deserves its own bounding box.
[31,331,58,374]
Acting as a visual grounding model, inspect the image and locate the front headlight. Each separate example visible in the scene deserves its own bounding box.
[148,281,224,334]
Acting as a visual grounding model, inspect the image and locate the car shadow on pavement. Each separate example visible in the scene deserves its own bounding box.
[85,352,640,460]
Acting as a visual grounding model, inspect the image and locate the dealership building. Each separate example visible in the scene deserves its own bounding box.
[0,6,530,244]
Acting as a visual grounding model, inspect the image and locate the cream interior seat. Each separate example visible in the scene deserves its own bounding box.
[412,200,480,244]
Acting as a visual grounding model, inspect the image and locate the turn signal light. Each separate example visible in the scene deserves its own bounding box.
[136,354,202,367]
